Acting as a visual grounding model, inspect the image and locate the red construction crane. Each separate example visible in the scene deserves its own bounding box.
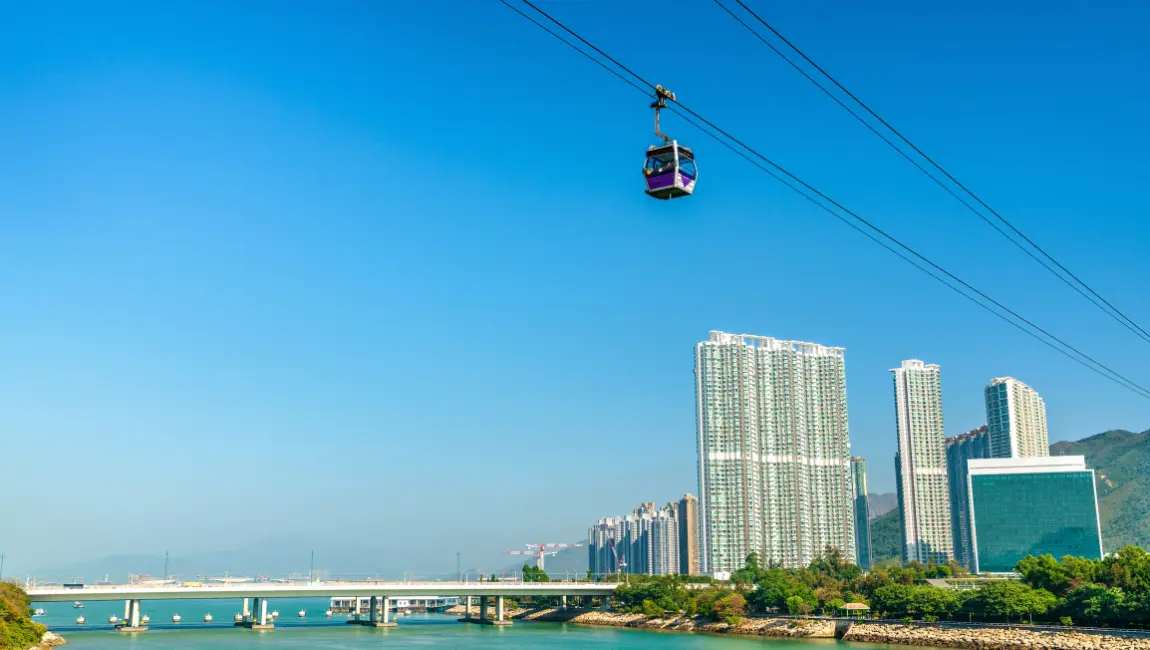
[502,543,583,571]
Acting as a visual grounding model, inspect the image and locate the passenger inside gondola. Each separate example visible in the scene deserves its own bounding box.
[644,152,676,176]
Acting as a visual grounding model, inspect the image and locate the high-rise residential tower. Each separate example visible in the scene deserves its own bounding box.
[678,494,701,576]
[851,457,872,570]
[985,377,1049,459]
[892,359,953,565]
[587,501,681,576]
[695,331,855,573]
[946,426,991,569]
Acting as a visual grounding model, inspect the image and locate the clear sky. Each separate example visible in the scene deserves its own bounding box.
[2,0,1148,576]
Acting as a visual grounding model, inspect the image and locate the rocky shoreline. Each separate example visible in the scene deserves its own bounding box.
[842,623,1150,650]
[442,605,1150,649]
[443,605,835,638]
[28,631,67,650]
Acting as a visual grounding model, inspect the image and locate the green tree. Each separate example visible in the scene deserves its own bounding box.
[965,581,1055,623]
[521,564,550,583]
[731,553,761,585]
[1059,555,1098,589]
[749,568,816,613]
[713,593,746,625]
[1017,554,1070,595]
[1099,546,1150,592]
[0,582,47,650]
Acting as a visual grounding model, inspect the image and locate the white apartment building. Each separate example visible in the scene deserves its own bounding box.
[985,377,1049,459]
[695,331,855,573]
[892,359,953,565]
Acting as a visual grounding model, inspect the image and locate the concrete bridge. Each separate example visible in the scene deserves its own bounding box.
[27,581,619,631]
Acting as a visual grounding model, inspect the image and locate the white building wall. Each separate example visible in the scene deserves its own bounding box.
[892,360,953,565]
[696,331,854,573]
[986,377,1049,459]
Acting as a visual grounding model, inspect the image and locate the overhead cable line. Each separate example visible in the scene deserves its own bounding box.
[499,0,1150,400]
[718,0,1150,346]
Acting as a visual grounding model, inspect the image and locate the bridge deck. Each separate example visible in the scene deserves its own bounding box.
[28,582,618,602]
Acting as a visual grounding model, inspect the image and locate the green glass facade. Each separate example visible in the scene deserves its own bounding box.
[970,470,1102,573]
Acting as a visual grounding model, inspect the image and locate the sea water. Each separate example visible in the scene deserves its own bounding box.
[33,598,898,649]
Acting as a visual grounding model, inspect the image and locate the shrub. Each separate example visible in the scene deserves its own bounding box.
[1060,616,1073,626]
[900,616,914,624]
[640,600,663,618]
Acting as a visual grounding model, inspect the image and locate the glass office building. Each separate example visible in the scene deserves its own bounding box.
[968,456,1103,573]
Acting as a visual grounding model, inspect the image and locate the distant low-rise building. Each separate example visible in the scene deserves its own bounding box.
[967,455,1103,573]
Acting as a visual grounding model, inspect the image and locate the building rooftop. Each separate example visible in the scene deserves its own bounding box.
[704,331,845,356]
[945,425,988,445]
[967,455,1087,475]
[891,359,940,372]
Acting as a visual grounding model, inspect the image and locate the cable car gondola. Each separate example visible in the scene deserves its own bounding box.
[643,85,696,200]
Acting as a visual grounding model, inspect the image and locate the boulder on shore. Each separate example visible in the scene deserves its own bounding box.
[510,607,835,637]
[843,622,1150,649]
[28,631,67,650]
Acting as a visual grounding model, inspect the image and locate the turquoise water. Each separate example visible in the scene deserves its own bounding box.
[32,599,896,649]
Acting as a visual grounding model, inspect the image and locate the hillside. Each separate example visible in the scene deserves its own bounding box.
[869,509,901,563]
[868,492,898,519]
[1051,428,1150,551]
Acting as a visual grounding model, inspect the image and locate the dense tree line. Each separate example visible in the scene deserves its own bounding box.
[1,582,45,650]
[1015,547,1150,626]
[607,545,1150,628]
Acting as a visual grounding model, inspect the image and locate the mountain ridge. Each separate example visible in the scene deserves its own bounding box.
[1050,427,1150,551]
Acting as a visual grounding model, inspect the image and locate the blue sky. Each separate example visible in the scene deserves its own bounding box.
[2,0,1148,576]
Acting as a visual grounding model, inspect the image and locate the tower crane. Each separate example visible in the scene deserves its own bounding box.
[502,543,583,571]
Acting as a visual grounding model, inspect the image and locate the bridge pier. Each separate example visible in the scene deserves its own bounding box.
[119,599,147,632]
[561,595,567,610]
[493,595,511,626]
[248,597,273,630]
[359,595,395,627]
